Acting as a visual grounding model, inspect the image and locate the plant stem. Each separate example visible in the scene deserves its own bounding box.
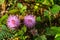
[48,7,51,27]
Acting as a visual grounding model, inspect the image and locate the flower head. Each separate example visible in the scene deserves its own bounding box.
[7,15,20,30]
[24,15,36,28]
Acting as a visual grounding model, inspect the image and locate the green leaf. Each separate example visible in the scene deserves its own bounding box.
[55,34,60,38]
[15,26,27,37]
[50,0,54,5]
[50,27,60,33]
[42,0,50,6]
[15,30,24,36]
[17,3,23,9]
[34,5,39,11]
[20,6,27,13]
[1,25,8,31]
[40,35,47,40]
[24,36,28,39]
[21,25,27,33]
[36,16,41,22]
[8,9,19,14]
[0,0,5,5]
[44,10,49,16]
[0,31,5,39]
[20,36,28,40]
[55,36,60,40]
[14,0,17,4]
[45,26,60,36]
[0,23,2,27]
[0,14,8,23]
[35,35,47,40]
[34,5,38,10]
[51,5,60,15]
[18,30,24,35]
[0,30,13,39]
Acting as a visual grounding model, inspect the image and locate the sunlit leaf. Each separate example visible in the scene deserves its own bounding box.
[55,36,60,40]
[55,34,60,38]
[50,0,54,5]
[34,5,39,11]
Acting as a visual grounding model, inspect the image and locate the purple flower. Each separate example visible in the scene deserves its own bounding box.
[24,15,36,28]
[7,15,20,30]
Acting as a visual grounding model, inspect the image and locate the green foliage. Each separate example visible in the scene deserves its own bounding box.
[1,25,8,31]
[44,10,51,20]
[55,34,60,40]
[17,3,23,9]
[0,25,13,40]
[35,0,44,3]
[54,0,60,5]
[34,3,39,11]
[44,10,49,17]
[0,0,5,5]
[55,34,60,38]
[20,6,27,13]
[35,0,54,6]
[14,26,27,40]
[34,5,38,11]
[0,30,13,40]
[46,26,60,36]
[0,14,8,24]
[50,0,54,5]
[17,2,27,14]
[8,0,17,5]
[8,9,19,14]
[35,35,47,40]
[36,16,41,22]
[17,26,27,36]
[50,5,60,15]
[55,36,60,40]
[21,26,27,33]
[24,0,30,2]
[0,0,60,40]
[7,0,17,10]
[42,0,50,6]
[54,33,60,40]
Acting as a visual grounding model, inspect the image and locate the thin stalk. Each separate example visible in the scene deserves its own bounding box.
[48,7,51,27]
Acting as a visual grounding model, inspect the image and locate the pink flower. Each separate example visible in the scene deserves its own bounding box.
[7,15,20,30]
[24,15,36,28]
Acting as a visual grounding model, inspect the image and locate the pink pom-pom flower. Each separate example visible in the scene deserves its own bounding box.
[7,15,20,30]
[24,15,36,28]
